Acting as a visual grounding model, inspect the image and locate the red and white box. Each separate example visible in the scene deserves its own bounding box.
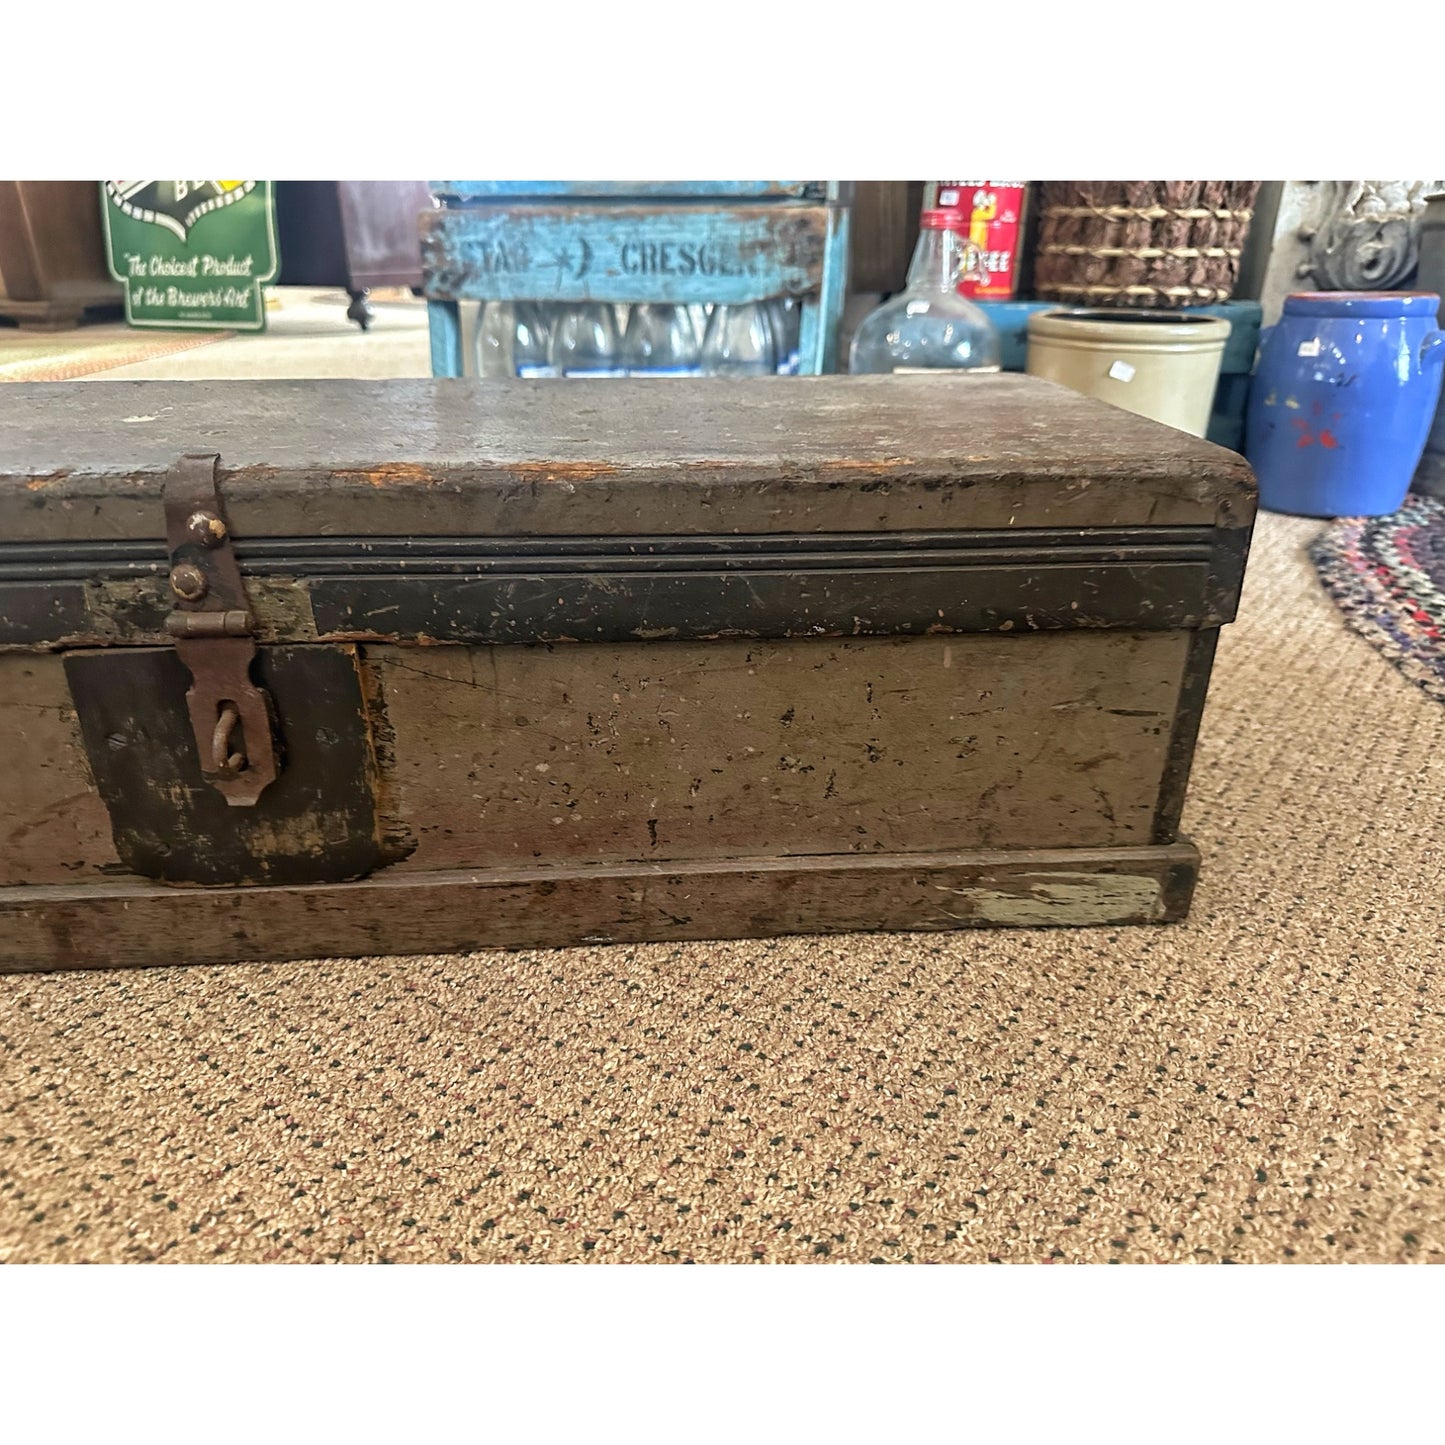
[933,181,1028,300]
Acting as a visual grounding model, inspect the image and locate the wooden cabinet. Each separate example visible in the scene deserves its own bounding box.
[0,182,123,329]
[275,181,434,330]
[848,181,924,295]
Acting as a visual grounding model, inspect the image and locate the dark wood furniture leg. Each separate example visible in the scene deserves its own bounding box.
[346,289,374,331]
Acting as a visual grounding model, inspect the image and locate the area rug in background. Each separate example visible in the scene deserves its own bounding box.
[0,329,232,383]
[1311,493,1445,705]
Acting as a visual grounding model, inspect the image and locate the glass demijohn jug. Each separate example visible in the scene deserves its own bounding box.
[849,211,1001,374]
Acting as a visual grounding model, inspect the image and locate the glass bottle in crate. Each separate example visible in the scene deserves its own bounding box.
[621,304,701,376]
[848,211,1001,374]
[700,303,776,376]
[514,302,556,377]
[767,297,802,374]
[550,303,624,377]
[474,301,515,378]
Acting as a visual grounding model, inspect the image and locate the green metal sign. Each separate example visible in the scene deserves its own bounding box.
[100,181,279,331]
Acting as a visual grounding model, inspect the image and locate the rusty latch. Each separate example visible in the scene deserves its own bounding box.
[164,453,280,806]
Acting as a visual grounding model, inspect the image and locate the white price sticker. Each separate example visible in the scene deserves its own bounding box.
[1297,339,1322,358]
[1108,360,1136,383]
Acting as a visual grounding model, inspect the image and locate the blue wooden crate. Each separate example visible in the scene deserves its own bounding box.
[1191,301,1263,375]
[973,301,1056,373]
[1175,301,1262,453]
[1207,373,1252,453]
[423,204,830,305]
[433,181,825,202]
[423,183,850,378]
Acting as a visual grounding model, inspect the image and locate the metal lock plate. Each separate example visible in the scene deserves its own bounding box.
[62,453,388,886]
[64,642,387,887]
[163,453,280,806]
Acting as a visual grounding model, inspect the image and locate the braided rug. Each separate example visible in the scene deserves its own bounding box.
[1310,493,1445,705]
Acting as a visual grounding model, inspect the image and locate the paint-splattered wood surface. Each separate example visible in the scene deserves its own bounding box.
[0,842,1198,972]
[0,375,1256,542]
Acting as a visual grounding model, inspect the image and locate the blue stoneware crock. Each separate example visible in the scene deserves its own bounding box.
[1245,291,1445,517]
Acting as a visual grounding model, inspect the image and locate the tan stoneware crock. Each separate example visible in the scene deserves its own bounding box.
[1026,307,1231,437]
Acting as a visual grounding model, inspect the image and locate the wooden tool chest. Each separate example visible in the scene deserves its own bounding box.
[0,375,1255,972]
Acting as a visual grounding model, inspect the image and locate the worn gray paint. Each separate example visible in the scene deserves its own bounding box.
[0,376,1258,543]
[959,872,1165,925]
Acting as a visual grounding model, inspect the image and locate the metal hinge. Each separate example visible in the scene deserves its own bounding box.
[164,453,281,806]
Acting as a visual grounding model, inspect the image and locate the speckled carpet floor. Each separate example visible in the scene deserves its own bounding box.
[2,510,1442,1264]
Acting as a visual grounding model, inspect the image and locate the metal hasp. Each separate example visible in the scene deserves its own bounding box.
[163,453,280,806]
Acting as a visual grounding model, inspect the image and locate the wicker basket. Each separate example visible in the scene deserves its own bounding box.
[1031,182,1261,309]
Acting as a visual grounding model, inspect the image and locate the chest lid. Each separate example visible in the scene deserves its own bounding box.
[0,375,1255,650]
